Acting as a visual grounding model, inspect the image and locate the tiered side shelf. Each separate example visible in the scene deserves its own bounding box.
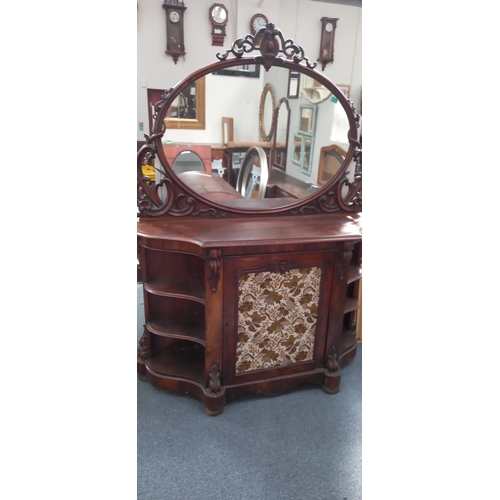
[139,248,208,387]
[339,242,362,367]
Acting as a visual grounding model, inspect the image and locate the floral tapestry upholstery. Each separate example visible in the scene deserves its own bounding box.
[235,266,322,374]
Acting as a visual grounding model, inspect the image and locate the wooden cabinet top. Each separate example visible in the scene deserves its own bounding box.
[137,213,361,253]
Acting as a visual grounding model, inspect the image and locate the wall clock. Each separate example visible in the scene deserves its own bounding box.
[162,0,187,64]
[209,3,228,46]
[317,17,339,71]
[250,13,268,35]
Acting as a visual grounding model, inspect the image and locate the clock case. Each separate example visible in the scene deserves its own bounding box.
[318,17,339,71]
[162,0,187,64]
[209,3,228,46]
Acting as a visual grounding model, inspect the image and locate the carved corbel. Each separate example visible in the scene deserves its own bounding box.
[208,363,222,394]
[137,329,149,361]
[208,248,222,293]
[337,242,354,282]
[326,345,339,373]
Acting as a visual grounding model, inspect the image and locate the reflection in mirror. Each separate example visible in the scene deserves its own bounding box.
[259,83,275,142]
[271,98,290,171]
[157,65,351,207]
[237,147,268,199]
[298,104,317,137]
[172,151,206,174]
[300,74,331,104]
[292,134,303,166]
[317,144,346,186]
[163,77,206,130]
[287,70,300,98]
[300,138,314,176]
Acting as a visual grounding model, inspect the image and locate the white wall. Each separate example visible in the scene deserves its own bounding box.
[137,0,361,143]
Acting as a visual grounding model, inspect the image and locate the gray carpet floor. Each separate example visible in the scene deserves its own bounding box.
[137,284,362,500]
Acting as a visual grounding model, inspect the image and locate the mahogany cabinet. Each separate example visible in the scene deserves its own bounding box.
[137,24,362,415]
[137,214,361,415]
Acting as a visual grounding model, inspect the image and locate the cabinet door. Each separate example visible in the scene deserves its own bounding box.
[223,251,334,385]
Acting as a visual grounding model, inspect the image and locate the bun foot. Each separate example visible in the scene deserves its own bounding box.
[321,368,342,394]
[203,388,226,416]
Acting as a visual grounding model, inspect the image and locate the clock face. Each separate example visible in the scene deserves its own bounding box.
[325,22,333,33]
[169,11,180,23]
[211,6,227,24]
[252,16,267,32]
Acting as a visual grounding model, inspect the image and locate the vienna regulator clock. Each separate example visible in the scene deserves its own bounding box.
[317,17,339,71]
[162,0,187,64]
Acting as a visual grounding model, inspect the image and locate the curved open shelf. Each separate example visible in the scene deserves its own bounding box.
[147,314,206,345]
[347,265,362,284]
[147,339,205,385]
[344,297,360,314]
[144,275,205,304]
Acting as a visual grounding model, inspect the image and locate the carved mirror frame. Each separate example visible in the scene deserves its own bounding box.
[137,24,361,218]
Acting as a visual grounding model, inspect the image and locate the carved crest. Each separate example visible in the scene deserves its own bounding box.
[217,23,317,71]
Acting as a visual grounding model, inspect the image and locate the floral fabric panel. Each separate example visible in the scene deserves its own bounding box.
[235,266,322,374]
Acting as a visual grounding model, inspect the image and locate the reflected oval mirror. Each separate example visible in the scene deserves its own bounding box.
[171,150,205,174]
[145,57,357,215]
[259,83,275,142]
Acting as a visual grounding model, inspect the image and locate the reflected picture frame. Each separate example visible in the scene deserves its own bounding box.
[298,104,317,137]
[212,64,261,78]
[336,84,351,99]
[300,137,315,176]
[292,134,303,166]
[287,70,301,98]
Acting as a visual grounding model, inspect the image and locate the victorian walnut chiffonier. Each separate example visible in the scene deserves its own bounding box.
[137,24,362,415]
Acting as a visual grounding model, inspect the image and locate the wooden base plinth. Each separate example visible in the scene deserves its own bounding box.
[137,340,358,415]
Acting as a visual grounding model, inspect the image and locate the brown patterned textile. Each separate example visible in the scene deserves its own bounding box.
[235,267,322,373]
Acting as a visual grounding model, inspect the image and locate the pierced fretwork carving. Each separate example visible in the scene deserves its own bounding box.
[208,249,222,293]
[217,23,316,71]
[326,345,339,373]
[208,363,222,393]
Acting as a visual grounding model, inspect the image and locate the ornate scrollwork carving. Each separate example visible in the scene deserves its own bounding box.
[261,260,302,275]
[152,88,175,120]
[137,330,149,361]
[208,249,222,293]
[217,23,316,71]
[208,363,222,393]
[337,168,362,212]
[326,345,340,373]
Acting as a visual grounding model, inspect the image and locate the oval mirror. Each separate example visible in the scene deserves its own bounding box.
[259,83,275,142]
[141,51,359,215]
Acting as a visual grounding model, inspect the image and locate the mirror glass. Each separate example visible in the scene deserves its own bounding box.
[171,151,205,174]
[287,70,300,98]
[162,77,206,130]
[259,84,275,142]
[157,64,351,208]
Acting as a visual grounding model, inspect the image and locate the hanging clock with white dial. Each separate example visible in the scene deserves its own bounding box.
[162,0,187,64]
[209,3,228,46]
[250,13,268,35]
[317,17,339,71]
